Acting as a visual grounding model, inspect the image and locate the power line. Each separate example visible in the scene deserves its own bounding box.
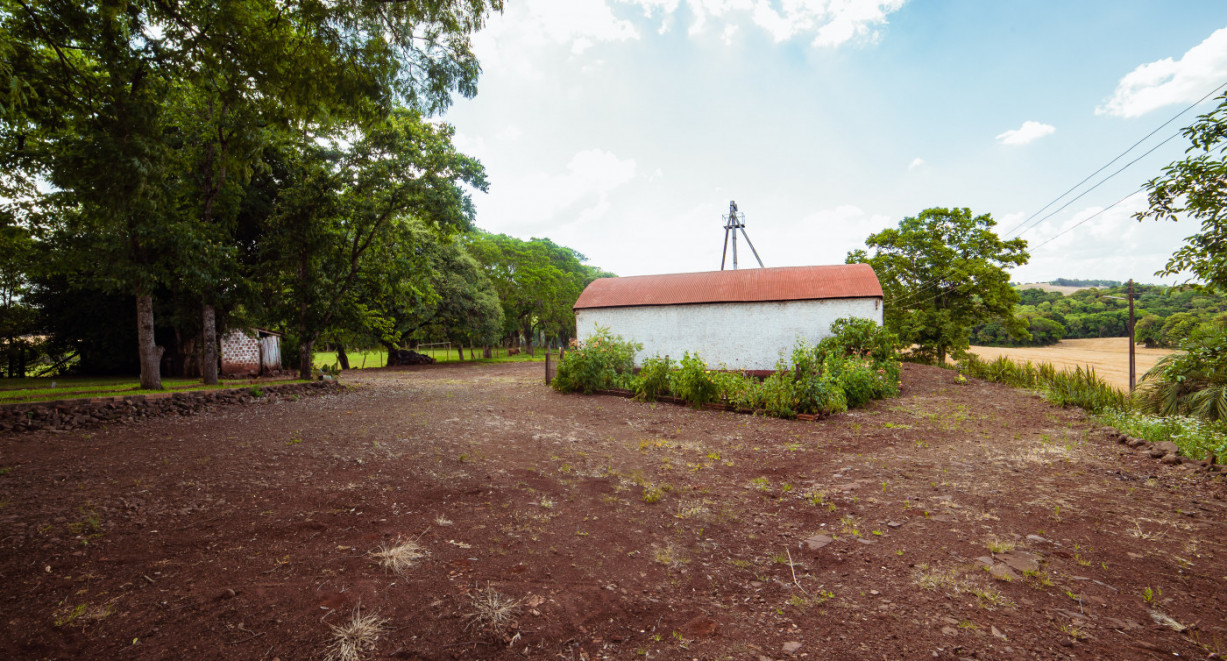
[885,81,1227,309]
[999,79,1227,239]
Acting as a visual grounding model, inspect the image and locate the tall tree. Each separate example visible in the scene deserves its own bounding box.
[3,0,501,387]
[262,110,486,378]
[1136,91,1227,290]
[848,207,1030,363]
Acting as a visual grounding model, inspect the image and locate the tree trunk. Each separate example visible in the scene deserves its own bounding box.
[483,345,491,359]
[457,344,465,361]
[298,338,315,380]
[201,303,219,385]
[337,344,350,370]
[137,294,164,389]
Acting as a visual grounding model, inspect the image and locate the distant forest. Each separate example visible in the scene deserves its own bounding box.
[972,282,1226,348]
[1049,278,1123,288]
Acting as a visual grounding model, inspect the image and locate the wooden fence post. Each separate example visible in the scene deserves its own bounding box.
[545,351,552,385]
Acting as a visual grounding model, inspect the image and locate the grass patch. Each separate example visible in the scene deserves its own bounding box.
[324,609,388,661]
[1098,409,1227,463]
[0,377,310,405]
[465,585,521,636]
[370,538,427,574]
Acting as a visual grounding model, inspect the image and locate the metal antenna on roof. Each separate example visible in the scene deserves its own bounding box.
[720,200,765,270]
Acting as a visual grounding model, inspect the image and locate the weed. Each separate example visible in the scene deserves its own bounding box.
[248,386,263,398]
[465,585,521,636]
[538,498,555,509]
[641,485,665,504]
[324,608,388,661]
[750,476,771,492]
[370,539,426,575]
[435,515,453,526]
[286,436,303,446]
[653,543,687,568]
[1059,623,1086,641]
[1143,586,1161,604]
[985,536,1015,554]
[958,619,977,630]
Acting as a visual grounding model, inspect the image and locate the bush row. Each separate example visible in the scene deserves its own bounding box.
[552,318,902,418]
[955,354,1127,413]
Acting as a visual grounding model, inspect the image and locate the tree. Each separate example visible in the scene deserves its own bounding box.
[465,233,602,352]
[1136,91,1227,290]
[3,0,501,387]
[848,207,1030,363]
[260,110,486,379]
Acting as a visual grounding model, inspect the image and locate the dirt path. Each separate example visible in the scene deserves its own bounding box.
[1,362,1224,660]
[969,338,1176,391]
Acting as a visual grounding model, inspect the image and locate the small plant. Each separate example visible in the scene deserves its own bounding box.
[552,327,640,394]
[324,608,388,661]
[985,536,1015,554]
[286,435,303,446]
[641,485,665,504]
[750,476,771,492]
[248,386,264,398]
[465,585,521,636]
[1143,586,1161,604]
[370,539,426,575]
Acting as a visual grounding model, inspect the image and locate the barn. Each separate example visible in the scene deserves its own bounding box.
[573,264,884,371]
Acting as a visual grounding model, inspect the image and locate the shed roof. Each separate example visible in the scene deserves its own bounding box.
[573,264,883,310]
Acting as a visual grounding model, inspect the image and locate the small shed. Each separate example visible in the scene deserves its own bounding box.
[573,264,884,371]
[220,328,282,377]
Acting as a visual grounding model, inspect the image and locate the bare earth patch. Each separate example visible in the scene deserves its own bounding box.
[1,362,1225,659]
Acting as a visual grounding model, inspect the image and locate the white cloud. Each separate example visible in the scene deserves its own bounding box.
[995,121,1056,146]
[1097,27,1227,118]
[479,149,638,232]
[473,0,639,76]
[907,157,925,170]
[625,0,909,47]
[1013,193,1194,284]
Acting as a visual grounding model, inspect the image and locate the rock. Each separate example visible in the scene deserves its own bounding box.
[973,556,995,568]
[941,626,958,636]
[1127,438,1146,448]
[991,626,1007,640]
[1152,441,1180,457]
[988,564,1018,582]
[803,534,833,550]
[1161,454,1182,465]
[782,641,802,655]
[1025,534,1049,544]
[887,521,903,528]
[998,551,1040,573]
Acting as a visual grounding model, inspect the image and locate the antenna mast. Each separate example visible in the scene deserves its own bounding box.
[720,200,765,270]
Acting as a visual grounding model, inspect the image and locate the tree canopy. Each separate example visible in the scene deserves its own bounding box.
[1136,90,1227,290]
[848,207,1029,363]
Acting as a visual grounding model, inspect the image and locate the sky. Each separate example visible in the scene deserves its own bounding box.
[444,1,1227,285]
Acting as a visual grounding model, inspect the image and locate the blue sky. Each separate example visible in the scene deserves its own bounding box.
[445,1,1227,285]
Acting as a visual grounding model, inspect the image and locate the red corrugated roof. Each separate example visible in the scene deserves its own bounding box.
[574,264,883,310]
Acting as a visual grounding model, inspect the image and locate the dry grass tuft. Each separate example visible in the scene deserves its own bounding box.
[371,538,427,574]
[465,584,521,635]
[324,609,388,661]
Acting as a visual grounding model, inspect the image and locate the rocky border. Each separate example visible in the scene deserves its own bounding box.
[1106,430,1222,471]
[0,380,344,434]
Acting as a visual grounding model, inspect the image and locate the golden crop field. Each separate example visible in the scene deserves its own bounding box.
[967,337,1177,391]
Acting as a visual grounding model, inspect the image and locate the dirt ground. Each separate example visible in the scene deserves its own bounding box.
[969,338,1176,391]
[1,361,1225,660]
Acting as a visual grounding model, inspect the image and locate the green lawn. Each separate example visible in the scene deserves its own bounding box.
[0,376,310,405]
[313,346,552,369]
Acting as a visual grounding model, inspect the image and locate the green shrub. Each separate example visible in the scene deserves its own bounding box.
[1136,329,1227,421]
[634,355,672,401]
[710,370,761,409]
[957,354,1125,414]
[1098,409,1227,463]
[669,352,718,407]
[551,327,641,394]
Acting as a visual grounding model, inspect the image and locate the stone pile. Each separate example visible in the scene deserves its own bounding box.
[0,381,342,434]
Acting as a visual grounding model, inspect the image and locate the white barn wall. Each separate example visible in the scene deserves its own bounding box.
[576,298,883,371]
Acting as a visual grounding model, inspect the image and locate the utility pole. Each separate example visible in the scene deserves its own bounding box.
[720,200,765,270]
[1107,282,1137,392]
[1128,279,1136,392]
